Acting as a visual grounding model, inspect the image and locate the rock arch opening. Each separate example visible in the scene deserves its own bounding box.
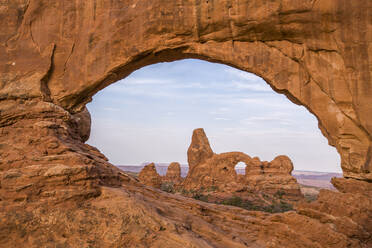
[235,162,247,175]
[88,59,339,171]
[86,59,341,184]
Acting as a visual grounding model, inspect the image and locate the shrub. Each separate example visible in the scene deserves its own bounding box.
[274,190,286,199]
[160,182,175,193]
[221,196,243,207]
[277,201,293,212]
[192,193,209,202]
[261,201,293,213]
[206,185,218,192]
[181,189,189,195]
[304,194,318,202]
[218,196,293,213]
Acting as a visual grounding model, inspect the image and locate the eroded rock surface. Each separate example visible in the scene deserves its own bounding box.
[187,128,214,170]
[244,155,302,200]
[0,0,371,247]
[138,163,162,188]
[164,162,183,185]
[139,162,183,189]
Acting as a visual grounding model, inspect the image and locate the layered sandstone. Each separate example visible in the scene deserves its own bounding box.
[0,0,371,247]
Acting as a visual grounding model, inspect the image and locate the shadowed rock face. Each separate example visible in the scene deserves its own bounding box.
[0,0,371,247]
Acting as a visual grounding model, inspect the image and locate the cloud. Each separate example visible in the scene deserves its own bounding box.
[219,126,313,138]
[102,107,120,112]
[209,107,230,115]
[231,81,272,92]
[237,97,300,109]
[224,67,263,82]
[105,85,176,98]
[239,112,296,126]
[215,117,230,121]
[120,78,173,85]
[219,107,230,111]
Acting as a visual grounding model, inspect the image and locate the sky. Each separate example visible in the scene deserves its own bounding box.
[86,59,341,172]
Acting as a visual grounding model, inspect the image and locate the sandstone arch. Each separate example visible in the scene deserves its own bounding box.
[182,129,303,200]
[1,1,371,247]
[1,0,371,180]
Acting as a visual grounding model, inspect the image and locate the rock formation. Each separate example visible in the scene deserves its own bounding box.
[0,0,371,247]
[138,162,183,189]
[138,163,162,188]
[182,129,303,201]
[135,129,302,210]
[164,162,183,185]
[187,128,214,170]
[244,155,302,200]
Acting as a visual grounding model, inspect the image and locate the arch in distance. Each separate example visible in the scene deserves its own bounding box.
[1,0,370,180]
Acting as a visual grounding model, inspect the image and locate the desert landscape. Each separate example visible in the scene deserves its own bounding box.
[0,0,371,247]
[123,128,326,212]
[119,166,340,204]
[121,164,340,188]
